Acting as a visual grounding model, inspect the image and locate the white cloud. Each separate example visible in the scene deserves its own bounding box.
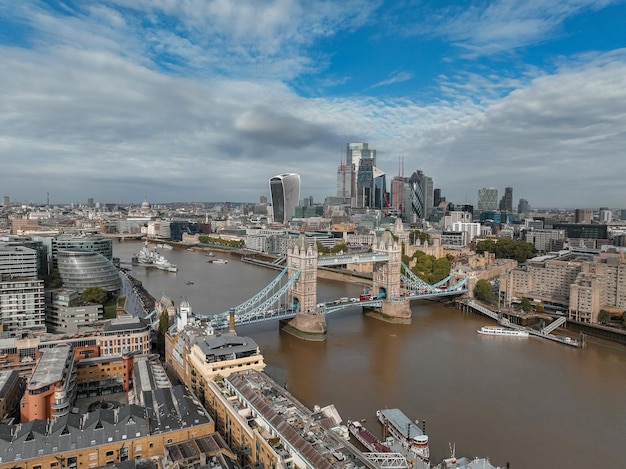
[399,0,618,56]
[372,71,414,88]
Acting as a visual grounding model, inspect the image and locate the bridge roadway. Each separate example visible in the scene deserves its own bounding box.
[204,290,467,330]
[195,253,470,330]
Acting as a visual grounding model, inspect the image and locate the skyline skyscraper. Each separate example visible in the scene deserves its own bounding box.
[499,187,513,212]
[518,198,530,215]
[477,187,498,213]
[405,170,433,222]
[346,143,376,206]
[269,173,301,225]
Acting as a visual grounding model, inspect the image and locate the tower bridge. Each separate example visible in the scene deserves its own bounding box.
[197,230,468,340]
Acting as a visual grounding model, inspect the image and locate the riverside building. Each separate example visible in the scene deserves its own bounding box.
[0,365,214,469]
[0,315,151,375]
[205,369,377,469]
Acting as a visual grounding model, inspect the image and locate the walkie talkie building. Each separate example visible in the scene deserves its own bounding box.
[269,173,300,225]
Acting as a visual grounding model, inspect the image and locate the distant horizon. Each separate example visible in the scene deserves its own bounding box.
[4,196,624,214]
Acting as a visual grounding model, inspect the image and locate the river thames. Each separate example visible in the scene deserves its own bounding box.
[114,242,626,468]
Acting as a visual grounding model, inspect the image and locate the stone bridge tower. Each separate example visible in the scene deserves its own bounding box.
[372,228,402,299]
[283,232,326,340]
[287,231,318,313]
[368,228,411,323]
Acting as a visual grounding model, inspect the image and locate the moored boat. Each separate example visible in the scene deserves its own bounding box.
[347,420,392,453]
[477,326,529,337]
[377,408,429,463]
[132,242,177,272]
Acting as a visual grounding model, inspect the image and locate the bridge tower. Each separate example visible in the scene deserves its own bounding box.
[282,232,326,340]
[368,228,412,323]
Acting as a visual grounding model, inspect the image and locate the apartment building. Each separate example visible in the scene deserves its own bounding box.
[569,252,626,323]
[20,344,77,422]
[0,276,46,334]
[0,384,214,469]
[499,255,582,309]
[204,369,377,469]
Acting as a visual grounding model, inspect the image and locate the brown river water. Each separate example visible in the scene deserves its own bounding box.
[115,242,626,468]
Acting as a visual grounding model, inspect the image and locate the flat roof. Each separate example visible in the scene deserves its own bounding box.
[28,344,71,389]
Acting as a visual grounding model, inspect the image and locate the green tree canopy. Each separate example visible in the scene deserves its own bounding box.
[475,238,536,262]
[406,250,451,284]
[520,297,532,312]
[473,279,493,303]
[598,310,611,325]
[42,269,63,289]
[81,286,108,305]
[409,230,431,245]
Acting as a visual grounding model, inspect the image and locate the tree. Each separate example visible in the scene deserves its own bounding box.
[475,238,536,262]
[81,286,107,304]
[598,310,611,325]
[473,279,493,303]
[42,269,63,289]
[520,298,532,312]
[409,230,430,244]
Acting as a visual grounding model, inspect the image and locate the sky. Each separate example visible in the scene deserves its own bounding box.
[1,0,625,209]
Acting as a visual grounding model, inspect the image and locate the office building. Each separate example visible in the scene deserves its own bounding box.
[53,233,113,261]
[45,288,103,334]
[574,209,593,224]
[390,176,406,215]
[451,222,482,242]
[477,187,498,213]
[0,245,38,278]
[499,187,513,212]
[553,223,608,240]
[336,159,350,199]
[269,173,300,225]
[599,209,612,224]
[518,198,530,215]
[444,211,472,230]
[57,249,122,293]
[405,170,433,222]
[346,143,376,205]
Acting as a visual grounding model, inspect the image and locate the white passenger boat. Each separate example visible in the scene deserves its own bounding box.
[208,258,228,264]
[477,326,529,337]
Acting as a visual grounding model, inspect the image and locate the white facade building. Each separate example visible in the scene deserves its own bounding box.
[452,222,482,242]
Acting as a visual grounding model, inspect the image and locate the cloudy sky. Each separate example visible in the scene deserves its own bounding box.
[1,0,625,209]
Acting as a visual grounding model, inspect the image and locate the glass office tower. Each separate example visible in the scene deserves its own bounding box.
[269,173,301,225]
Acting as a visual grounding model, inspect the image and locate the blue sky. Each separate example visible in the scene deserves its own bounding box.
[1,0,625,209]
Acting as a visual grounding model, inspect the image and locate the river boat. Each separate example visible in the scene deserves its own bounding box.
[347,420,392,453]
[132,242,178,272]
[376,408,429,463]
[477,326,529,337]
[208,258,228,264]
